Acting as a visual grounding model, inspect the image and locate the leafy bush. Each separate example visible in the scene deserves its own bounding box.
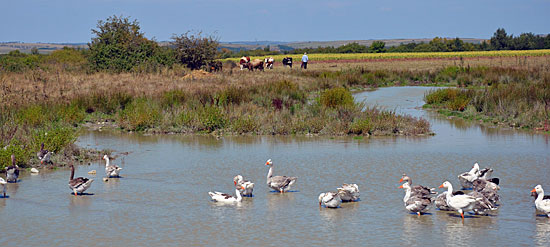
[198,105,226,132]
[117,98,161,131]
[87,15,162,72]
[320,87,354,108]
[171,31,219,70]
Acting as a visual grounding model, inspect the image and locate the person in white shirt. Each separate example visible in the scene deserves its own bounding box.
[301,52,309,69]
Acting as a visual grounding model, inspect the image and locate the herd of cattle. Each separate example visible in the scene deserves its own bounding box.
[238,56,294,71]
[206,56,295,73]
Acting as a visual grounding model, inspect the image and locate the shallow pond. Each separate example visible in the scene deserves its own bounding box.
[1,87,549,246]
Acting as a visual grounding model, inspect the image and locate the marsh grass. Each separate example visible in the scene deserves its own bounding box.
[4,56,549,168]
[424,70,550,129]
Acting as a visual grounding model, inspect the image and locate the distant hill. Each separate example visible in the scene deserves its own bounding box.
[0,42,87,54]
[0,38,487,54]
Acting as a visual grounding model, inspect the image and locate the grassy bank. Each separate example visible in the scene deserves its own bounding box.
[4,56,549,169]
[423,67,550,131]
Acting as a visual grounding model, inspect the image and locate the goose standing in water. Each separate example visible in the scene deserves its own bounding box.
[0,177,6,198]
[103,155,122,178]
[435,190,465,211]
[468,191,498,215]
[208,186,245,203]
[6,154,19,183]
[458,163,480,189]
[337,183,360,202]
[439,181,482,219]
[233,175,254,197]
[399,174,436,197]
[472,168,501,205]
[531,185,550,217]
[68,164,94,196]
[265,159,297,193]
[37,143,52,165]
[319,192,342,208]
[399,183,432,215]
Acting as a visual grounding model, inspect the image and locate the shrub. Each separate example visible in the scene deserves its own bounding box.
[117,98,161,131]
[198,105,226,132]
[320,87,354,108]
[171,31,219,70]
[87,15,161,72]
[161,90,187,108]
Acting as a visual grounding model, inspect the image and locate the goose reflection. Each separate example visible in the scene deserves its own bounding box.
[535,218,550,246]
[401,213,434,246]
[69,194,93,210]
[267,192,295,212]
[319,202,359,223]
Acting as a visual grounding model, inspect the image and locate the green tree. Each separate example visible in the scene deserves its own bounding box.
[369,41,386,53]
[87,15,160,72]
[171,31,219,70]
[337,42,368,53]
[490,28,510,50]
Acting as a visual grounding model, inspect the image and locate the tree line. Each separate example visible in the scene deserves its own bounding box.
[222,28,550,57]
[1,16,549,73]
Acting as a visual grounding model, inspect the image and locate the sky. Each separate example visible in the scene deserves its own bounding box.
[1,0,549,43]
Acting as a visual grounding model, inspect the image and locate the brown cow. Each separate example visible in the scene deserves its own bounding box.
[247,59,264,71]
[239,56,250,70]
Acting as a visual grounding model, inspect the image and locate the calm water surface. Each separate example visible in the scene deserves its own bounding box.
[1,87,549,246]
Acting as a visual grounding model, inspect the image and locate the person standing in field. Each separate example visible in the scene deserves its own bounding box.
[301,52,308,69]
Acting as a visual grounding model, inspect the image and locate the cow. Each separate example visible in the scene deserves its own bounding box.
[247,59,264,71]
[207,61,222,72]
[264,57,274,69]
[239,56,250,70]
[282,57,293,68]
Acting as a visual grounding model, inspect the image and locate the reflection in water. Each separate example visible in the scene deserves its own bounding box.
[5,182,20,197]
[401,214,434,246]
[535,218,550,246]
[69,194,93,210]
[318,202,359,223]
[267,192,296,212]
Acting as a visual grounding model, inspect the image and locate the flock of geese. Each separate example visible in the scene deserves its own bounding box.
[1,143,122,197]
[1,146,550,221]
[207,160,550,220]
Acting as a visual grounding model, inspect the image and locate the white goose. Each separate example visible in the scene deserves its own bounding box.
[337,183,360,202]
[439,181,482,219]
[265,159,297,193]
[0,177,6,198]
[319,192,342,208]
[233,175,254,197]
[68,164,94,196]
[399,183,432,215]
[208,186,245,203]
[435,190,465,211]
[532,185,550,217]
[458,163,480,189]
[103,155,122,178]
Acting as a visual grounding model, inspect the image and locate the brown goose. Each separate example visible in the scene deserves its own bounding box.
[399,174,436,197]
[6,154,19,183]
[37,143,52,165]
[68,164,94,196]
[265,159,297,193]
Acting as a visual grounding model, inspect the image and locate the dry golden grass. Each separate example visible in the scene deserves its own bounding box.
[2,55,548,108]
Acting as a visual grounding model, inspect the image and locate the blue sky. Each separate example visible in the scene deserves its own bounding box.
[1,0,549,43]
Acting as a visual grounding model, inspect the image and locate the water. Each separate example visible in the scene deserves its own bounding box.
[1,87,549,246]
